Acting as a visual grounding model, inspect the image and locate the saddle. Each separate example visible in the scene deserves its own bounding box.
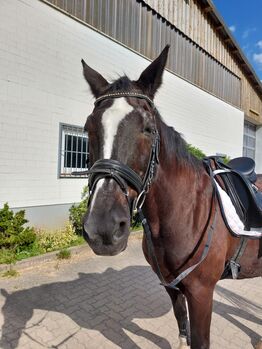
[204,156,262,230]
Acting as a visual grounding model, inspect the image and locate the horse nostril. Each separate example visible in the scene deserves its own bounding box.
[113,219,128,241]
[119,221,126,229]
[112,213,128,231]
[118,218,129,232]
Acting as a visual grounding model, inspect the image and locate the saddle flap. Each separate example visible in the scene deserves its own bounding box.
[218,170,262,229]
[204,156,262,229]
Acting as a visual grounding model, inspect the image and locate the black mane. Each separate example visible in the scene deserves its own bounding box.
[107,76,134,93]
[157,116,202,170]
[159,115,202,169]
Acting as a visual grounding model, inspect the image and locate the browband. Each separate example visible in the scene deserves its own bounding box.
[95,92,155,108]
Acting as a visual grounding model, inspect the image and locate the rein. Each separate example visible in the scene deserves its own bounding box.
[73,92,218,291]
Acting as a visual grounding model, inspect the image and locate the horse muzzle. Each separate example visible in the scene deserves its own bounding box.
[83,207,130,256]
[83,228,129,256]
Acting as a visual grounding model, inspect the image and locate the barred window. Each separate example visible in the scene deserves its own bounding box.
[243,121,256,160]
[60,124,88,177]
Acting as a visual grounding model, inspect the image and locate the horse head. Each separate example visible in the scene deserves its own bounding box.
[81,46,169,256]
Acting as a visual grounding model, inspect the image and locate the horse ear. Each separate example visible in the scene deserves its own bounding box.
[81,59,109,98]
[136,45,169,99]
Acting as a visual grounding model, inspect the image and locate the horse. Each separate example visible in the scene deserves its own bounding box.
[257,175,262,191]
[80,45,262,349]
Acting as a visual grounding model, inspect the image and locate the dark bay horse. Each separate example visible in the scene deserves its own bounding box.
[80,46,262,349]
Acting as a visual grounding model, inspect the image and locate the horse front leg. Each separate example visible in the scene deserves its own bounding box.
[165,287,190,349]
[185,285,214,349]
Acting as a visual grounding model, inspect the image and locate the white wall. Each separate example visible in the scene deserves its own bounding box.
[158,73,244,158]
[0,0,244,212]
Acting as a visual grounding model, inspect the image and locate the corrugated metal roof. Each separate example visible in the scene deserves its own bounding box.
[205,0,262,95]
[142,0,262,97]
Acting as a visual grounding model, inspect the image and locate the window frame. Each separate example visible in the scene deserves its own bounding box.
[59,123,89,178]
[243,121,256,160]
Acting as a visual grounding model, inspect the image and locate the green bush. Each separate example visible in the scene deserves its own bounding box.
[0,203,36,252]
[36,223,80,253]
[219,155,231,164]
[69,186,89,235]
[0,249,16,264]
[57,248,71,260]
[0,202,85,264]
[187,144,231,165]
[0,222,85,264]
[187,144,206,160]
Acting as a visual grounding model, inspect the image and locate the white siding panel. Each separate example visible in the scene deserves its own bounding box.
[0,0,244,210]
[157,71,244,158]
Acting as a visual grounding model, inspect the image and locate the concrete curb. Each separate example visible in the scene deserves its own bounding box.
[0,230,143,273]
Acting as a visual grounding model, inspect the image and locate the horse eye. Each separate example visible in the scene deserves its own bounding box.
[143,126,153,134]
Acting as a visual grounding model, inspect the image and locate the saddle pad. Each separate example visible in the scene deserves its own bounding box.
[215,180,262,238]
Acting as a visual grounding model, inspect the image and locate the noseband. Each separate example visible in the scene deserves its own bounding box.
[72,92,160,217]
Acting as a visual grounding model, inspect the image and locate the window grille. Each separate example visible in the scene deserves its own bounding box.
[243,121,256,160]
[60,124,88,177]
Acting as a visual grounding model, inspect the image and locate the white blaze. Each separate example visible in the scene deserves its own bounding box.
[102,98,133,158]
[89,179,104,215]
[89,98,133,214]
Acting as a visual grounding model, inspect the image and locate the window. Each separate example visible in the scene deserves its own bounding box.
[60,124,88,177]
[243,121,256,160]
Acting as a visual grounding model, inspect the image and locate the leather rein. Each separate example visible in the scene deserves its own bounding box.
[73,92,218,291]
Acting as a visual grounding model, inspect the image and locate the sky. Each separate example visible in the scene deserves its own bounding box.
[212,0,262,81]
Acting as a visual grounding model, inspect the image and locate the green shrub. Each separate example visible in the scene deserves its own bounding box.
[36,223,79,253]
[0,203,36,252]
[69,186,89,235]
[57,248,71,260]
[219,155,231,164]
[0,249,16,264]
[187,144,206,160]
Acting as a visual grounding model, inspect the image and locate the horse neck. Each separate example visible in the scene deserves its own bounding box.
[144,122,213,250]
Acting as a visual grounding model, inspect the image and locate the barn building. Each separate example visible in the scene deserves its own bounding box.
[0,0,261,227]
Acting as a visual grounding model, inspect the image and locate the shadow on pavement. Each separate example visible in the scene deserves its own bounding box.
[214,285,262,348]
[0,266,261,348]
[0,266,173,349]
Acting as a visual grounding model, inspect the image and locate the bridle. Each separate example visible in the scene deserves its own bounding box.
[73,91,218,292]
[72,92,160,217]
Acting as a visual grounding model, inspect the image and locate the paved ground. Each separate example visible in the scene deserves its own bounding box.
[0,239,261,349]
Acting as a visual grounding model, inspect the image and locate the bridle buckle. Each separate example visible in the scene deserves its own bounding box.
[133,190,146,213]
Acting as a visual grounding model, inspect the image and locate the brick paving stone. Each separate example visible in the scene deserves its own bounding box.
[0,239,261,349]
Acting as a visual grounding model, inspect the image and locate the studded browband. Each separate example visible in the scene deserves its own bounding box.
[94,92,155,108]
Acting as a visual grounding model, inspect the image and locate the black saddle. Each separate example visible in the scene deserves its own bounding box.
[204,156,262,230]
[228,157,257,183]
